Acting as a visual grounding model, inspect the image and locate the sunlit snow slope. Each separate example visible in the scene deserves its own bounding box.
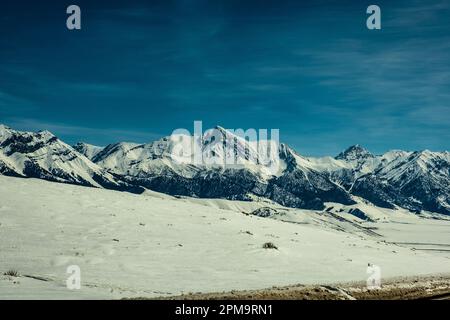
[0,176,449,299]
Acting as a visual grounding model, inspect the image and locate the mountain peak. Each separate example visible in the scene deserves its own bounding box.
[74,142,102,148]
[210,125,230,139]
[37,129,56,139]
[205,126,236,142]
[335,144,374,161]
[0,123,449,215]
[0,124,12,134]
[73,142,104,160]
[214,125,226,131]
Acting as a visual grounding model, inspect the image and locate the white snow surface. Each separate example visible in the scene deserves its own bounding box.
[2,124,449,193]
[0,126,120,187]
[94,127,283,179]
[0,175,449,299]
[73,143,104,160]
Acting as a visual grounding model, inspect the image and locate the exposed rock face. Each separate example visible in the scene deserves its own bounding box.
[347,208,375,222]
[0,125,144,194]
[1,124,449,215]
[250,207,280,218]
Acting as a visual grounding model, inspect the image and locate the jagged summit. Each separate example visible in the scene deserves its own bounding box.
[73,142,104,160]
[0,124,12,139]
[213,125,227,132]
[335,144,374,161]
[0,123,449,215]
[36,129,56,140]
[0,125,143,194]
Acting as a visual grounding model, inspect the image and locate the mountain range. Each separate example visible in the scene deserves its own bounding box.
[1,124,449,215]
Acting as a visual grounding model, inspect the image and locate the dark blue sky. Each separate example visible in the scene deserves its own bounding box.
[0,0,449,156]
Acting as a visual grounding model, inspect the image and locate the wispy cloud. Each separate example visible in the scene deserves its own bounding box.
[293,36,450,121]
[1,0,448,156]
[0,90,38,114]
[385,0,450,29]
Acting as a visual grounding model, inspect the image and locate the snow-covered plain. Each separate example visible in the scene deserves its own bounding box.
[0,175,449,299]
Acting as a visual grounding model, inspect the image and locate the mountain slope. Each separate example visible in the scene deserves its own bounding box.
[0,125,143,193]
[86,127,354,209]
[73,142,104,160]
[305,145,450,215]
[0,124,448,215]
[2,174,450,299]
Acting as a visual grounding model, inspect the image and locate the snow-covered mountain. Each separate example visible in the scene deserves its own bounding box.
[1,123,448,215]
[0,125,143,193]
[76,126,353,209]
[73,142,104,159]
[304,145,450,215]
